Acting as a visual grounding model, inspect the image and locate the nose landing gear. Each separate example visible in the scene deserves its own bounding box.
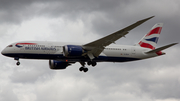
[14,57,20,66]
[16,61,20,66]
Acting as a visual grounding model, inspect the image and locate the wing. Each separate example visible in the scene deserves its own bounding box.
[83,16,155,59]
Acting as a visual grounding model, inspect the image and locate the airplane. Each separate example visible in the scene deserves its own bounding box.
[1,16,178,72]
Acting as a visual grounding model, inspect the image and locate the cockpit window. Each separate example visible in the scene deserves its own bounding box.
[7,45,13,47]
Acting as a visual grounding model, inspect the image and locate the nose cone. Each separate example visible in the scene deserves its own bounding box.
[1,48,13,57]
[1,48,6,56]
[1,47,10,56]
[1,44,16,57]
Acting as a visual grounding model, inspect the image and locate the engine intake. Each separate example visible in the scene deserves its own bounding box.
[63,45,84,57]
[49,60,69,70]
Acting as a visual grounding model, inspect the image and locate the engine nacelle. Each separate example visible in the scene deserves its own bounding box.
[49,60,69,70]
[63,45,84,57]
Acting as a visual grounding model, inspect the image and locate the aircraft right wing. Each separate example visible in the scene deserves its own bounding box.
[83,16,155,59]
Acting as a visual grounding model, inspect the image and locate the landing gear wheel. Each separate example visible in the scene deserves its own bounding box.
[92,62,97,67]
[16,62,20,66]
[79,67,88,72]
[87,61,97,67]
[83,68,88,72]
[87,61,92,65]
[79,62,89,72]
[14,57,20,66]
[79,67,84,71]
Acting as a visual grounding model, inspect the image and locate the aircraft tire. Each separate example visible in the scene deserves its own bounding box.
[92,62,97,67]
[79,67,84,71]
[87,61,92,65]
[16,62,20,66]
[83,68,88,72]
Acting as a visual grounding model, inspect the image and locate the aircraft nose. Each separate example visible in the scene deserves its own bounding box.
[1,49,5,55]
[1,48,8,56]
[1,48,10,57]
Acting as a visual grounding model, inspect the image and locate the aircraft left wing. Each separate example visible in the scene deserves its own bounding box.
[83,16,154,59]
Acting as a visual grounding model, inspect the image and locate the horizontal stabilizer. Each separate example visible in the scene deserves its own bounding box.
[145,43,178,54]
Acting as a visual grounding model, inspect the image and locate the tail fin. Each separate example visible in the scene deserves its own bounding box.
[136,23,163,49]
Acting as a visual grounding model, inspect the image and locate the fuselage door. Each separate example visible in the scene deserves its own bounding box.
[131,47,136,55]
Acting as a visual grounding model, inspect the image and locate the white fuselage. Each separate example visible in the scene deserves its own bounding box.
[1,41,160,62]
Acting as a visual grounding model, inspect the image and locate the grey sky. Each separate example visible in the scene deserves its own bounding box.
[0,0,180,101]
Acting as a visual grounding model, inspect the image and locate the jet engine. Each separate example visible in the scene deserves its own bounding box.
[49,60,70,69]
[63,45,85,57]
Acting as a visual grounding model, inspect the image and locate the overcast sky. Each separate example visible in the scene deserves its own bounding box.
[0,0,180,101]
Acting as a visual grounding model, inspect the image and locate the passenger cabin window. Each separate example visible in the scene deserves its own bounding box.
[7,45,13,47]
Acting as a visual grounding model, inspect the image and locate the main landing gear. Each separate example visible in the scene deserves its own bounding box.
[79,62,88,72]
[87,61,97,67]
[14,57,20,66]
[79,67,88,72]
[79,61,97,73]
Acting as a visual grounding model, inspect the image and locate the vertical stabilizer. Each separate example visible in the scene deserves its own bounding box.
[136,23,163,49]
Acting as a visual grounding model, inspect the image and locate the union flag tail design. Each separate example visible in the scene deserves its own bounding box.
[136,23,163,50]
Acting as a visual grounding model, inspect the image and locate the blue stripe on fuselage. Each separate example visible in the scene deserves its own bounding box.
[2,53,140,62]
